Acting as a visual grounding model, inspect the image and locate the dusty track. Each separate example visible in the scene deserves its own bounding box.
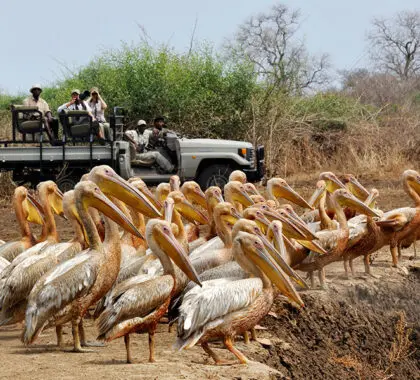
[0,181,419,379]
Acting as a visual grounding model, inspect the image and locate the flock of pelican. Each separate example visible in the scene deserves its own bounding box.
[0,166,418,365]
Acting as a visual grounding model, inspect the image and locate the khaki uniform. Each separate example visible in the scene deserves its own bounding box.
[23,96,51,116]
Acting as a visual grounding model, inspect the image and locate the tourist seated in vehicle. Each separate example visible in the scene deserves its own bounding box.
[125,119,147,158]
[23,84,59,142]
[125,117,174,173]
[87,87,111,140]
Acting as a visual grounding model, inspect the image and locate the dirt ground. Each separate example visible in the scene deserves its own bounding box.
[0,180,419,380]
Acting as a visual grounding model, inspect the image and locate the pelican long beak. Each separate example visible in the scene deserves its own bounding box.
[297,240,328,255]
[364,190,378,209]
[262,209,316,241]
[234,188,254,207]
[340,193,381,218]
[307,186,326,209]
[191,187,207,209]
[275,183,313,210]
[25,192,44,225]
[86,190,144,239]
[163,198,175,223]
[51,187,66,218]
[325,174,346,193]
[156,226,201,286]
[267,224,309,289]
[247,242,304,307]
[134,181,162,210]
[90,170,161,218]
[346,176,370,201]
[175,200,208,225]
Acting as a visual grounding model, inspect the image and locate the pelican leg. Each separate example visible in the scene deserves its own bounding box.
[71,319,93,353]
[397,243,402,259]
[309,271,315,288]
[343,260,350,279]
[364,255,371,275]
[390,245,399,267]
[79,319,104,347]
[414,241,417,258]
[148,330,156,363]
[224,336,248,364]
[243,331,250,344]
[318,268,328,290]
[56,325,64,348]
[250,327,257,341]
[124,334,133,364]
[349,258,355,277]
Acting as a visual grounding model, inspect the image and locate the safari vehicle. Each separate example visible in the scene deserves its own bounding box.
[0,106,264,191]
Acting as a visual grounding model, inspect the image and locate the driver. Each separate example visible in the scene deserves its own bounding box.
[129,117,174,173]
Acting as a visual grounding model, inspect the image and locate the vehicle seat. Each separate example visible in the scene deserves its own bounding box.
[11,105,43,138]
[60,110,93,142]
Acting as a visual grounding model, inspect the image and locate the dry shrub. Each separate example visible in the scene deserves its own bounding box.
[388,311,415,366]
[248,94,420,179]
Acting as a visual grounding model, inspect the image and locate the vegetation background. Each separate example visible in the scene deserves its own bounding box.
[1,3,420,180]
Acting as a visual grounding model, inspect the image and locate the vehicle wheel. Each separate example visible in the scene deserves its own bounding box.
[57,177,78,192]
[196,164,235,190]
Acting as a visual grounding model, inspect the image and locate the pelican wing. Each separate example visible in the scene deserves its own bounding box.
[0,257,10,274]
[97,275,173,339]
[177,277,263,348]
[23,251,98,344]
[377,207,416,231]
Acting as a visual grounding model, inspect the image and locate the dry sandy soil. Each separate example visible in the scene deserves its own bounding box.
[0,180,419,380]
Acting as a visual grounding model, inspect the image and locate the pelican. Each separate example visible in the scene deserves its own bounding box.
[267,177,313,209]
[0,190,86,328]
[376,170,420,266]
[175,231,303,365]
[96,219,201,363]
[0,187,44,262]
[224,181,254,212]
[23,178,155,352]
[295,189,380,288]
[229,170,247,184]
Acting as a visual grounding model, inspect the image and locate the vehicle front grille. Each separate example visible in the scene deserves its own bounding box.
[246,148,255,166]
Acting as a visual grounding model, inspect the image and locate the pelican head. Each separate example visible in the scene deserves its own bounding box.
[267,178,312,209]
[156,183,171,203]
[250,194,266,204]
[167,191,208,225]
[333,189,380,217]
[229,170,247,184]
[243,207,271,232]
[234,232,304,307]
[74,180,144,239]
[205,186,224,209]
[170,175,181,191]
[403,169,420,195]
[37,181,65,218]
[342,174,370,201]
[146,219,201,285]
[129,177,162,210]
[181,181,207,209]
[244,183,261,196]
[224,181,254,207]
[213,202,242,228]
[14,187,44,225]
[319,172,345,193]
[88,165,161,218]
[307,180,327,208]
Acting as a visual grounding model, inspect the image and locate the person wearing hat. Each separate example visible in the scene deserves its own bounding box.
[125,117,174,173]
[23,84,59,140]
[87,87,111,140]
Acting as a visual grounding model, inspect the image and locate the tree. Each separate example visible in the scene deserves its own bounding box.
[367,11,420,80]
[225,3,330,95]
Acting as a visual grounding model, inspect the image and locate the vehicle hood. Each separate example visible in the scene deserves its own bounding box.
[179,138,253,150]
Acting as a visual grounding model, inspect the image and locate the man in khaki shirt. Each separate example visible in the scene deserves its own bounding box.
[23,84,59,141]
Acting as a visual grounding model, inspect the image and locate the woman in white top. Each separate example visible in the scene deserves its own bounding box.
[87,87,111,140]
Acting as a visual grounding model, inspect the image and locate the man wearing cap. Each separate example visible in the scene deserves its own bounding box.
[57,89,94,116]
[125,117,174,173]
[23,84,59,140]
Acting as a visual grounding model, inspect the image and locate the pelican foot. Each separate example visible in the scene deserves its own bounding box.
[81,340,105,347]
[71,347,95,353]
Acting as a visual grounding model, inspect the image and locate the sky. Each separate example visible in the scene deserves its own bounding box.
[1,0,418,94]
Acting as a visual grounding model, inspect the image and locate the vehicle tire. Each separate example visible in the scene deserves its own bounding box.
[196,164,235,190]
[57,176,78,192]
